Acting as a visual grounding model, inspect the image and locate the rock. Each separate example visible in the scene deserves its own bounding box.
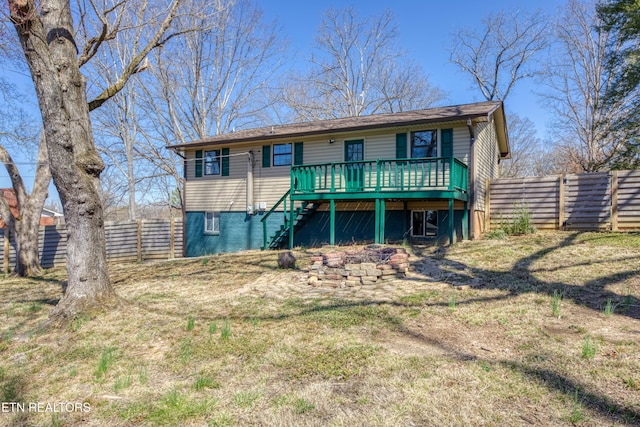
[278,251,296,269]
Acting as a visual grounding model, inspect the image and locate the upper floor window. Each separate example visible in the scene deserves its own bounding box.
[273,143,292,166]
[205,150,220,175]
[411,130,437,158]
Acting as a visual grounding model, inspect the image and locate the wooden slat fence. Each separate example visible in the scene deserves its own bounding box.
[564,172,611,230]
[2,218,183,271]
[488,170,640,231]
[488,175,560,230]
[616,170,640,229]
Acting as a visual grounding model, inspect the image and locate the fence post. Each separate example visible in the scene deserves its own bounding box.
[611,170,618,231]
[170,218,175,259]
[558,174,565,231]
[137,219,143,262]
[484,178,491,232]
[3,228,9,274]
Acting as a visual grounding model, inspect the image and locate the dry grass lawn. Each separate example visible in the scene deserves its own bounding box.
[1,231,639,426]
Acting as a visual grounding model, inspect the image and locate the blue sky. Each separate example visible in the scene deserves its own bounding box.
[1,0,567,197]
[259,0,566,129]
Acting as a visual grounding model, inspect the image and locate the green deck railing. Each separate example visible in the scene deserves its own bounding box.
[260,189,291,250]
[291,157,468,195]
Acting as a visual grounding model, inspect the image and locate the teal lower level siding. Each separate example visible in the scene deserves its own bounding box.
[186,209,465,256]
[186,211,284,256]
[293,210,465,248]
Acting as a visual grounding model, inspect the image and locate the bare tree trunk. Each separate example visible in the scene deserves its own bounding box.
[9,0,117,320]
[0,135,51,276]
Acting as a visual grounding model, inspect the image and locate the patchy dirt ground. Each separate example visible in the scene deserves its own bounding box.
[1,231,639,426]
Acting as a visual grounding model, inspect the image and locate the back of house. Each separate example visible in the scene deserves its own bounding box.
[168,101,510,256]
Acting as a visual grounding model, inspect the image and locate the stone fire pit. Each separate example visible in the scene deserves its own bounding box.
[307,246,410,288]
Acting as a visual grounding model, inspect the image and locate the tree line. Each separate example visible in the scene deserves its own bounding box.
[0,0,638,323]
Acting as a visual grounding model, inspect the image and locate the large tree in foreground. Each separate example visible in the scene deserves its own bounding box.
[6,0,187,323]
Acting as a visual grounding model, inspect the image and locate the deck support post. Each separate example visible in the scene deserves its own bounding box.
[379,199,385,244]
[288,195,295,249]
[448,198,455,245]
[463,201,469,240]
[329,199,336,246]
[374,199,380,243]
[373,198,386,244]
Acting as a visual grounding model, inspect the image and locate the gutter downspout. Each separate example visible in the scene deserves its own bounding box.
[247,151,254,216]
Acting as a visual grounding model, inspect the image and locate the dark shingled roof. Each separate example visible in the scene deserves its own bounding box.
[167,101,509,156]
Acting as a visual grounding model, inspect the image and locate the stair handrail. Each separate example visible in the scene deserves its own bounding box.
[261,189,291,250]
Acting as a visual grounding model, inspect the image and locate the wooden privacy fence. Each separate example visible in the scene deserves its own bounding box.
[1,218,183,271]
[487,170,640,231]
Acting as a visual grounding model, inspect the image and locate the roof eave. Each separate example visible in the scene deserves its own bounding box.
[166,111,499,151]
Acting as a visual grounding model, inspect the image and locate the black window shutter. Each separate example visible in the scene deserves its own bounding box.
[396,133,407,159]
[262,145,271,168]
[294,142,303,165]
[195,150,203,177]
[221,148,230,176]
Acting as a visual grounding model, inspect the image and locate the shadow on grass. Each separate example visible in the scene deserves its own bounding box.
[389,308,640,425]
[412,232,640,320]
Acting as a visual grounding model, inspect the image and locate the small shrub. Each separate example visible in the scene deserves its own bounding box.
[293,398,315,414]
[448,294,457,310]
[194,375,220,391]
[495,203,535,236]
[95,348,116,381]
[220,320,231,341]
[604,298,615,317]
[581,336,596,359]
[568,390,586,424]
[114,373,132,393]
[186,316,195,331]
[138,366,148,385]
[209,321,218,338]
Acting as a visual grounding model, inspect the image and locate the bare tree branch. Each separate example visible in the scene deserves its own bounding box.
[449,9,549,102]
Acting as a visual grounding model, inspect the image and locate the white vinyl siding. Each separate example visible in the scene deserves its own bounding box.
[453,127,470,164]
[302,137,343,165]
[364,134,395,159]
[184,125,474,212]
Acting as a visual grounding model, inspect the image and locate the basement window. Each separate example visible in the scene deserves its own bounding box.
[204,211,220,235]
[411,210,438,237]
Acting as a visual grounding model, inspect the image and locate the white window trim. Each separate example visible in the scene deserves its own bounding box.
[204,211,220,235]
[204,150,221,176]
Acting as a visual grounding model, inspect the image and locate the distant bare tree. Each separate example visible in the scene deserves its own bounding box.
[540,0,636,172]
[499,114,543,177]
[133,0,283,212]
[449,9,549,101]
[284,7,445,121]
